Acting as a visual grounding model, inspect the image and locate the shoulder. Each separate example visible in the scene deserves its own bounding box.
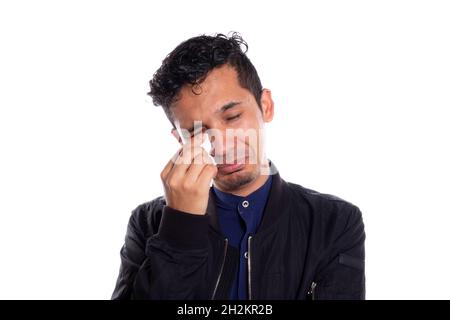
[285,181,363,235]
[283,181,365,260]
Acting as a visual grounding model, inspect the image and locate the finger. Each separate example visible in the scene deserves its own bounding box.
[171,128,184,145]
[174,144,204,166]
[197,164,218,189]
[168,145,204,183]
[184,149,213,185]
[161,147,183,181]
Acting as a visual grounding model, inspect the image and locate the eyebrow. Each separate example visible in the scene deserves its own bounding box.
[215,101,241,114]
[186,101,242,133]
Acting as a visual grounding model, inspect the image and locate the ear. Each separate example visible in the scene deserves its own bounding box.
[260,89,274,123]
[171,128,183,145]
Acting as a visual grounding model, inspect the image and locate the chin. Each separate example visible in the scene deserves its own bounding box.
[215,164,259,191]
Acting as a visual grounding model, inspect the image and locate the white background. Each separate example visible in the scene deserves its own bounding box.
[0,0,449,299]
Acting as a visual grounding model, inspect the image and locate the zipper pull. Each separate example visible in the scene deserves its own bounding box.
[308,281,317,300]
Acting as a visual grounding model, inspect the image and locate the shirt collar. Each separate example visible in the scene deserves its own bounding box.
[212,174,273,210]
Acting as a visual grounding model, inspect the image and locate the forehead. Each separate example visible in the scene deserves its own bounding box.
[171,65,250,118]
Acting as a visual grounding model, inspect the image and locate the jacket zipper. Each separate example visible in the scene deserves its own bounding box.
[247,235,253,300]
[211,238,228,300]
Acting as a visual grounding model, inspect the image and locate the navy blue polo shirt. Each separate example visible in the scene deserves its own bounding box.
[212,175,273,300]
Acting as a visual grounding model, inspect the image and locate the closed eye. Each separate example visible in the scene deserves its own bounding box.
[226,113,241,121]
[189,127,205,138]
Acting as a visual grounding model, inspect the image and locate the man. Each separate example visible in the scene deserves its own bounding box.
[111,33,365,300]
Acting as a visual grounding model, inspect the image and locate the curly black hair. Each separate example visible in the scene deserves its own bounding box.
[148,32,263,125]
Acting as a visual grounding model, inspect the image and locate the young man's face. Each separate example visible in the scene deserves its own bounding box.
[169,64,274,193]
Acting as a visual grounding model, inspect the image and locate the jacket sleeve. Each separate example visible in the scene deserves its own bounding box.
[312,205,366,300]
[111,204,210,300]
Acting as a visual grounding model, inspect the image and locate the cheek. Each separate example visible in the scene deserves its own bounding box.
[234,123,263,160]
[238,112,262,131]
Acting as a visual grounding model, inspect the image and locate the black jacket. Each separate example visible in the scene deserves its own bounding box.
[111,162,365,300]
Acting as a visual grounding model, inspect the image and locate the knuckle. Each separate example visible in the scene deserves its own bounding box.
[161,168,170,179]
[167,177,178,189]
[181,179,192,190]
[189,184,200,193]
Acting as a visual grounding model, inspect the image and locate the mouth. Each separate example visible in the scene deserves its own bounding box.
[217,163,245,175]
[217,157,248,175]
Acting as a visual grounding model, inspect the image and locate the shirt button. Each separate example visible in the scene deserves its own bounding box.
[244,251,248,259]
[242,200,249,208]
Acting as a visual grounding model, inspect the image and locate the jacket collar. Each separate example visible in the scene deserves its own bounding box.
[206,160,289,237]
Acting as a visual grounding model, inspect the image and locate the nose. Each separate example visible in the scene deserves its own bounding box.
[208,132,226,162]
[207,129,249,165]
[202,127,227,165]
